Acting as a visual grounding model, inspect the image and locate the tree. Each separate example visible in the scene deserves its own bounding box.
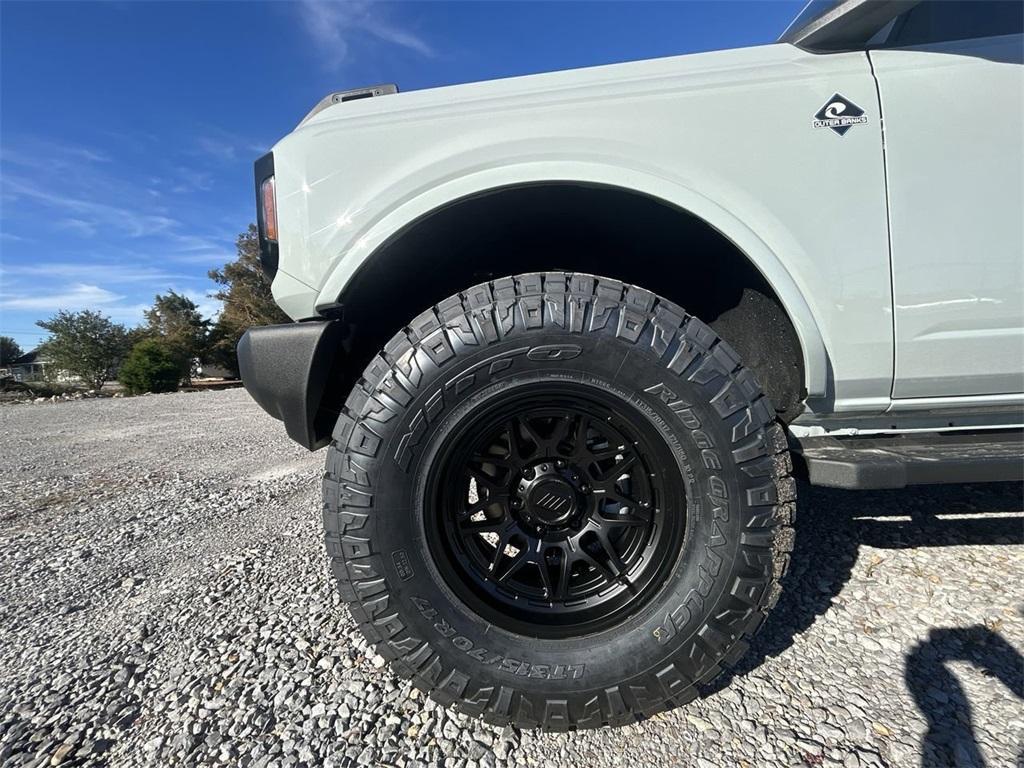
[144,291,208,384]
[119,338,180,395]
[0,336,24,366]
[36,310,128,390]
[207,224,289,374]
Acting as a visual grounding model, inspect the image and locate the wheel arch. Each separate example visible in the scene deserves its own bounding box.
[315,164,828,422]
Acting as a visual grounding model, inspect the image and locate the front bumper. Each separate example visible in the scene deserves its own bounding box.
[237,320,344,450]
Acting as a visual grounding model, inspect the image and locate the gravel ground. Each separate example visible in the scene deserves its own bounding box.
[1,389,1021,768]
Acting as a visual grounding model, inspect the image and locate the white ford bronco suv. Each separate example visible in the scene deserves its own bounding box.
[238,0,1023,730]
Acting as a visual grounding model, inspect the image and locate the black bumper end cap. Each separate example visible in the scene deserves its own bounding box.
[237,320,344,450]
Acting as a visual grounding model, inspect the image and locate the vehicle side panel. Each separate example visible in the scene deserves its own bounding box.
[271,44,892,414]
[870,35,1024,399]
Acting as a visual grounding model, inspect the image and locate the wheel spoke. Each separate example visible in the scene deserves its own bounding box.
[599,511,649,527]
[501,420,524,464]
[594,532,628,577]
[485,523,525,581]
[467,464,504,494]
[516,413,578,457]
[588,446,625,463]
[471,451,514,469]
[457,492,510,521]
[547,415,574,455]
[494,548,529,583]
[569,415,591,460]
[577,549,618,581]
[459,508,510,531]
[518,415,553,457]
[592,482,642,509]
[534,544,555,598]
[487,529,511,571]
[552,543,572,600]
[594,453,637,482]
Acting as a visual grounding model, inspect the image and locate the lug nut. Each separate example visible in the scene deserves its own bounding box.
[523,468,534,480]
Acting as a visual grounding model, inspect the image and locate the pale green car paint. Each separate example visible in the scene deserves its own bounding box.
[265,25,1022,431]
[870,34,1023,400]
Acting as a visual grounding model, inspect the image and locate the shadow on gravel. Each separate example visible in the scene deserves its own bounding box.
[905,624,1024,768]
[701,481,1024,695]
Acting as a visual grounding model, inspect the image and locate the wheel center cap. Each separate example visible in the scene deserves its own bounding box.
[527,479,576,525]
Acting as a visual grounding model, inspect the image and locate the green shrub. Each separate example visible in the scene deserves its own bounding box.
[119,339,180,395]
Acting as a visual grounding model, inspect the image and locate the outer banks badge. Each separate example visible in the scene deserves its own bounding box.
[813,94,868,136]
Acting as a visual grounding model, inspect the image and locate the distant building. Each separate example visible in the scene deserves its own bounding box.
[8,350,51,382]
[6,350,80,383]
[196,361,235,380]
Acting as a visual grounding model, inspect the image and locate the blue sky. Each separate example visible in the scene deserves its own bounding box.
[0,0,801,352]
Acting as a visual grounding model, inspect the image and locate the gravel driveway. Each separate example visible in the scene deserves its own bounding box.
[1,389,1021,768]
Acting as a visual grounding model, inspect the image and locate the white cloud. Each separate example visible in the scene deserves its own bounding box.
[56,218,98,238]
[0,282,124,311]
[298,0,433,70]
[180,289,223,322]
[0,133,248,326]
[168,232,230,253]
[190,129,269,166]
[195,136,237,162]
[3,176,177,239]
[163,165,215,194]
[0,140,110,172]
[65,146,111,164]
[166,251,234,266]
[3,262,196,285]
[0,137,247,266]
[94,303,153,326]
[0,281,220,328]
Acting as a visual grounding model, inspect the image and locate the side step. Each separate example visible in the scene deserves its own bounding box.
[792,430,1024,490]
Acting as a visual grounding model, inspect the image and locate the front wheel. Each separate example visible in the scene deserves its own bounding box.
[323,272,794,730]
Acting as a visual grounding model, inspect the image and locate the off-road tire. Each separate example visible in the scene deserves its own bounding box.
[322,272,795,730]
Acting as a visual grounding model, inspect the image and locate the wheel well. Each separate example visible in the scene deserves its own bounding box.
[330,183,806,420]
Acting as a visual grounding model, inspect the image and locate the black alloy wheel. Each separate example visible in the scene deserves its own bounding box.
[428,386,686,637]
